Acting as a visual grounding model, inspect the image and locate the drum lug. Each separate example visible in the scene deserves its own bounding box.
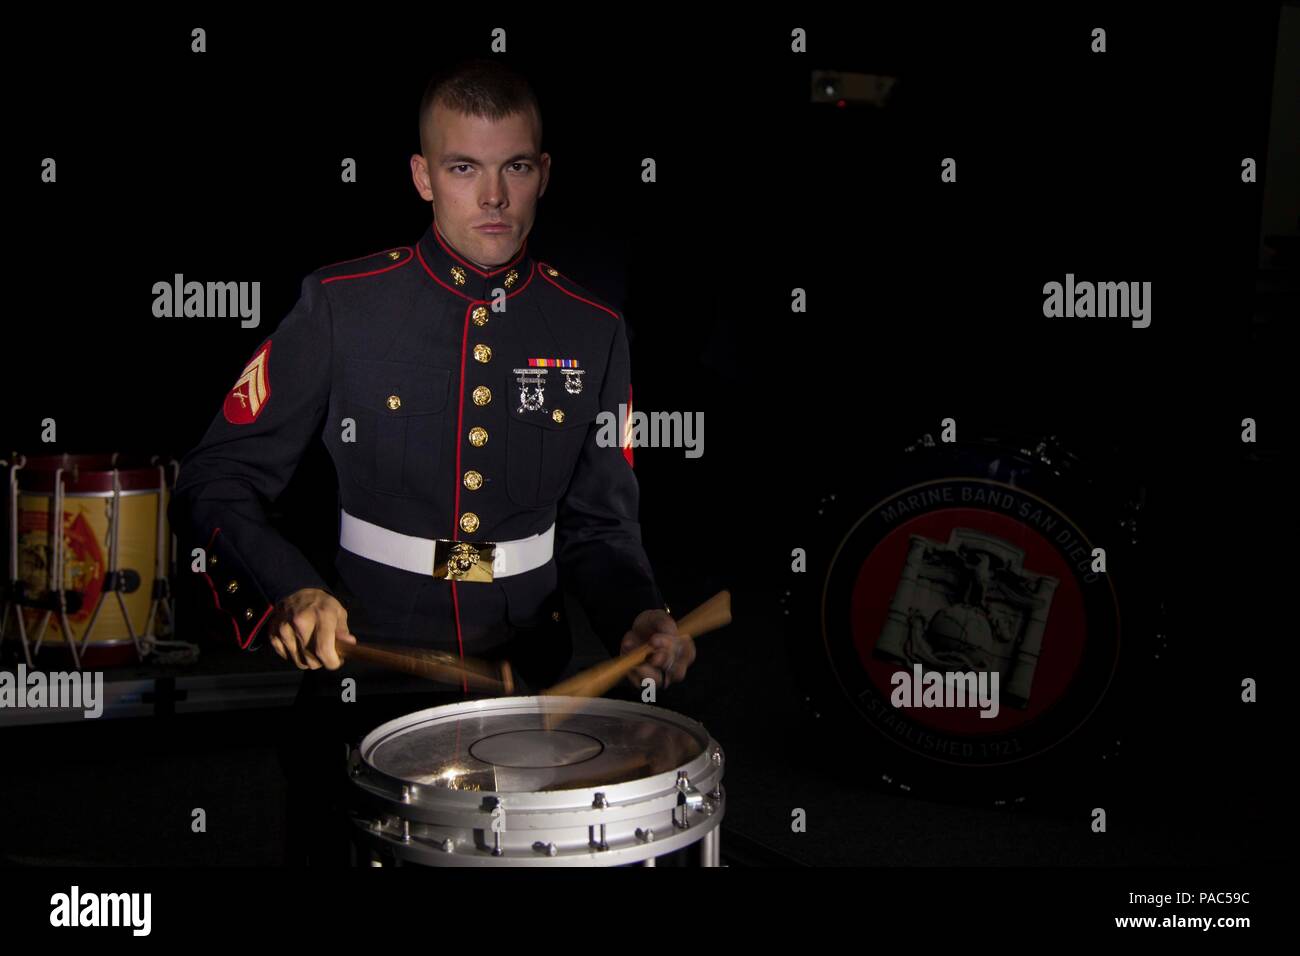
[379,815,409,843]
[488,798,506,856]
[635,827,655,843]
[674,771,703,829]
[440,838,456,854]
[401,784,413,804]
[590,792,610,851]
[532,841,559,857]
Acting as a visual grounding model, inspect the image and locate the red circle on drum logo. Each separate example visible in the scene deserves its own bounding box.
[62,511,105,622]
[849,507,1088,735]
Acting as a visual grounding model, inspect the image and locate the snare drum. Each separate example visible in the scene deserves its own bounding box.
[347,695,725,866]
[2,453,176,668]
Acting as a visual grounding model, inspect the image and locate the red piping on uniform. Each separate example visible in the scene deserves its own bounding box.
[446,277,536,532]
[416,245,538,302]
[448,299,474,691]
[426,237,538,693]
[417,243,474,301]
[201,527,271,650]
[200,529,230,635]
[318,246,413,271]
[538,265,631,464]
[321,249,414,284]
[507,262,537,296]
[198,562,239,646]
[452,301,472,548]
[538,266,620,319]
[241,604,275,650]
[433,218,528,278]
[436,260,535,562]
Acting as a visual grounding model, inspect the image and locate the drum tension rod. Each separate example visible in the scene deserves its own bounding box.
[590,792,610,851]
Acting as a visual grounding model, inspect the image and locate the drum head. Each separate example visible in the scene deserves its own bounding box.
[361,697,709,793]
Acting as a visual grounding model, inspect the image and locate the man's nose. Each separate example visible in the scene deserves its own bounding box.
[480,177,508,208]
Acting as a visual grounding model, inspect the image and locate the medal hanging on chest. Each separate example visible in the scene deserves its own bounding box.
[560,369,585,395]
[514,368,547,412]
[524,358,584,399]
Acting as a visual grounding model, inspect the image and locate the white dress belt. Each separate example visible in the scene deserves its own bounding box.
[339,509,554,578]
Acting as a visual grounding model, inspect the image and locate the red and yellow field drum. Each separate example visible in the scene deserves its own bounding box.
[2,453,176,668]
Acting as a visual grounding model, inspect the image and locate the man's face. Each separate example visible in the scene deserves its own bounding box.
[412,102,550,270]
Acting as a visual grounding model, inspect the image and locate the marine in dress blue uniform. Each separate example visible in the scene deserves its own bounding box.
[168,218,668,691]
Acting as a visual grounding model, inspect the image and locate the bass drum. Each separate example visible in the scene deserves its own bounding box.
[783,430,1166,806]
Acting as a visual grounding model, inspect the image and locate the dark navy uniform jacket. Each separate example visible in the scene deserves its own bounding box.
[169,219,666,676]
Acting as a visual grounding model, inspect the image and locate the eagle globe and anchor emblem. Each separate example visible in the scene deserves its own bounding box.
[875,529,1059,710]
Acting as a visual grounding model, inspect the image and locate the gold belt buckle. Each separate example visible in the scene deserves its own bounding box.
[433,539,497,582]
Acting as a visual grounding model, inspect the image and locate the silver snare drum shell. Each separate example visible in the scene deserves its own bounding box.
[347,695,725,866]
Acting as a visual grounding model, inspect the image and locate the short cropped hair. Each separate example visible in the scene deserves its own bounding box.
[418,57,543,155]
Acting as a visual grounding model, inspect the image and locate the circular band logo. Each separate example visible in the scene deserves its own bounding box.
[821,476,1122,770]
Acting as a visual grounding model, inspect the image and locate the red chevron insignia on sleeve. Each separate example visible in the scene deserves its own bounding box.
[223,341,272,425]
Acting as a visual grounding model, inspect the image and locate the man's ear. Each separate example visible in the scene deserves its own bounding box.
[411,153,434,202]
[538,152,552,199]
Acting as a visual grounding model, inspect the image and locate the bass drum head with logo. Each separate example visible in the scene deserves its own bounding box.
[784,431,1166,806]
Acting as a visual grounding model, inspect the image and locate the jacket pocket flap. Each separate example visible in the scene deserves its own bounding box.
[343,360,451,415]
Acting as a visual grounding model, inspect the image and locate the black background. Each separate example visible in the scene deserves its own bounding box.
[1,2,1291,912]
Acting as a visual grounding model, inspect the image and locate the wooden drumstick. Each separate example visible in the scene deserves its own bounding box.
[336,641,514,695]
[541,590,731,700]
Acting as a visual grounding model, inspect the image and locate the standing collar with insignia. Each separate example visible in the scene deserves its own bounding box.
[415,218,533,301]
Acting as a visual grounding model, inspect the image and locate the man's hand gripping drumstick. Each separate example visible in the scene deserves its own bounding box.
[267,587,513,693]
[542,590,732,700]
[267,588,355,670]
[533,591,730,731]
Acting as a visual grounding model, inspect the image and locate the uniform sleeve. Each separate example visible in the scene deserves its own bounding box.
[554,316,666,657]
[168,275,334,650]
